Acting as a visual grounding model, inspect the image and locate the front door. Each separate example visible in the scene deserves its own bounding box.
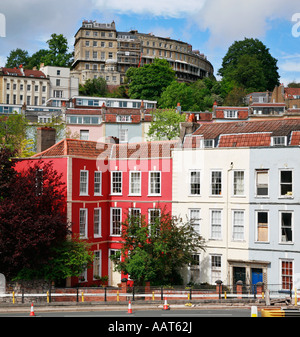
[109,249,121,287]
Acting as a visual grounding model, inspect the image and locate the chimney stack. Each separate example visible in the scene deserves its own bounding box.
[36,127,56,153]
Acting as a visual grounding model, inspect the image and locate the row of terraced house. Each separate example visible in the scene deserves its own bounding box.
[15,117,300,292]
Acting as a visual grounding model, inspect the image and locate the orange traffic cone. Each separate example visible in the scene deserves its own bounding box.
[30,302,35,316]
[128,300,133,314]
[163,297,170,310]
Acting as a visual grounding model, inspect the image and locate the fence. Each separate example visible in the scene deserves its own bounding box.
[1,281,300,305]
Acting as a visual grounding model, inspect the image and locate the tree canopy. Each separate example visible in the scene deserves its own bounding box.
[126,58,176,101]
[218,38,280,93]
[79,77,108,97]
[147,109,186,141]
[0,155,93,281]
[110,209,205,286]
[5,33,73,69]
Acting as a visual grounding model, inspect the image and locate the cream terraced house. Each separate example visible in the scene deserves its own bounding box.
[0,66,49,106]
[71,20,214,86]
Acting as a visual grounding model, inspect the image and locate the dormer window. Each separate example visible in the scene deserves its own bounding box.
[271,136,287,146]
[224,110,238,119]
[117,115,131,122]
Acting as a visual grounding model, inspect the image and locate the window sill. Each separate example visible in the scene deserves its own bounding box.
[147,194,162,197]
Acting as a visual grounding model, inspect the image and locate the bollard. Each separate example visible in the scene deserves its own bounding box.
[47,291,49,304]
[224,291,227,300]
[117,290,119,302]
[81,291,84,302]
[152,292,155,301]
[251,306,258,317]
[12,291,15,304]
[262,291,264,299]
[295,288,298,306]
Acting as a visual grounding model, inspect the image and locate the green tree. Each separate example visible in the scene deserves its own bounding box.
[40,33,73,67]
[26,49,50,69]
[79,77,108,97]
[147,109,186,140]
[159,81,197,110]
[218,38,280,92]
[126,58,176,101]
[111,209,205,286]
[5,48,30,68]
[0,114,33,157]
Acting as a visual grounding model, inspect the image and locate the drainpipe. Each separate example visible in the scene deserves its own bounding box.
[226,162,234,285]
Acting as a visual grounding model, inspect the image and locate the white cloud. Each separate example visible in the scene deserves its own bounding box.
[280,61,300,73]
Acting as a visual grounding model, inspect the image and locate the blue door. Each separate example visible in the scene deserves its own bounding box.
[252,268,263,293]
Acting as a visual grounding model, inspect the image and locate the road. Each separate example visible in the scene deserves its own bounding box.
[0,308,259,317]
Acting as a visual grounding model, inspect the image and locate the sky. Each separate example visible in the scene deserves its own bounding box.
[0,0,300,85]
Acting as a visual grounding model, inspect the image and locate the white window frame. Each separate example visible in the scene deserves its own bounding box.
[211,170,222,196]
[210,209,222,240]
[80,170,89,196]
[189,170,201,196]
[255,169,269,197]
[279,169,293,198]
[189,209,201,235]
[149,171,161,196]
[255,210,269,243]
[129,171,141,196]
[232,210,245,241]
[93,250,102,280]
[110,207,122,236]
[224,110,238,119]
[271,136,287,146]
[233,170,245,196]
[94,171,102,196]
[211,255,222,284]
[279,211,293,244]
[280,259,293,291]
[111,171,122,195]
[94,208,101,238]
[79,208,88,239]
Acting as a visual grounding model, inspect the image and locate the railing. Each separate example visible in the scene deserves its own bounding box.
[1,283,299,305]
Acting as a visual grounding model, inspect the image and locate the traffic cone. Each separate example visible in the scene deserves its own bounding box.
[128,300,133,314]
[30,302,35,316]
[163,297,170,310]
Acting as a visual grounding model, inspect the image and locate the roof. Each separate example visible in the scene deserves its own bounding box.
[32,139,113,158]
[32,139,180,159]
[193,118,300,145]
[1,67,47,79]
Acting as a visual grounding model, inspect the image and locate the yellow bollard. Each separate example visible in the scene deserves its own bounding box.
[117,290,119,302]
[152,292,155,301]
[47,291,49,303]
[262,292,264,299]
[187,292,190,300]
[81,291,84,302]
[224,291,227,299]
[12,291,15,304]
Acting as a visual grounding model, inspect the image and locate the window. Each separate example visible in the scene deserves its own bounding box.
[211,255,221,284]
[117,115,131,122]
[256,211,268,242]
[94,208,101,237]
[233,171,244,196]
[80,130,89,140]
[256,169,268,196]
[111,208,122,236]
[232,210,245,241]
[111,171,122,195]
[189,209,201,234]
[148,208,161,236]
[190,171,200,195]
[204,139,214,148]
[93,251,101,279]
[129,208,141,226]
[129,171,141,195]
[280,170,293,197]
[281,260,293,290]
[149,171,161,195]
[119,129,128,143]
[35,169,43,196]
[56,79,60,86]
[211,171,222,195]
[280,212,293,243]
[211,210,222,239]
[224,110,238,119]
[272,136,286,146]
[80,170,88,195]
[79,209,87,238]
[94,171,102,195]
